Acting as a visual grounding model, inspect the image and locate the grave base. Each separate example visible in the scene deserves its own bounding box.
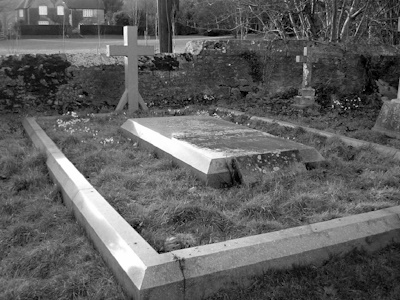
[372,100,400,139]
[292,88,318,109]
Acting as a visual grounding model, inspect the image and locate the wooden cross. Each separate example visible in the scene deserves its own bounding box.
[107,26,154,112]
[296,47,318,89]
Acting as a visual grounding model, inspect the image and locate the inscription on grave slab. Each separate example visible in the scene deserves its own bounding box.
[121,116,325,187]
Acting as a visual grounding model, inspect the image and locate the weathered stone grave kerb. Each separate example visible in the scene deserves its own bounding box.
[373,77,400,139]
[121,115,324,187]
[107,26,154,112]
[294,46,342,109]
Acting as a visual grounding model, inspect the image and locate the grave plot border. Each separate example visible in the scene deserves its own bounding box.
[23,116,400,300]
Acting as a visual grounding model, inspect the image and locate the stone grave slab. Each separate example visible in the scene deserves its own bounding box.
[121,116,324,187]
[373,78,400,139]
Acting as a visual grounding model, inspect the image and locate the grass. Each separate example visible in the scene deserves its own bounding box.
[37,107,400,254]
[3,105,400,299]
[0,113,127,299]
[206,243,400,300]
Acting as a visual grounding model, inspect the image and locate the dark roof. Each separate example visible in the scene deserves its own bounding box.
[65,0,105,10]
[16,0,105,10]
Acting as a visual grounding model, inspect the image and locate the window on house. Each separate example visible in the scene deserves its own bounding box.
[83,9,94,17]
[38,21,50,25]
[39,6,48,15]
[19,9,24,18]
[57,6,64,15]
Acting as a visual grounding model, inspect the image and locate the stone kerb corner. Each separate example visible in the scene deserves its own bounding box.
[23,116,400,300]
[22,117,185,299]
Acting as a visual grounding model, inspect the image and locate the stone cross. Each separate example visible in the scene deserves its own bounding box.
[107,26,154,112]
[293,46,319,108]
[296,46,318,89]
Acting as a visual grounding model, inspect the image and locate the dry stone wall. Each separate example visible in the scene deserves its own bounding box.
[0,54,71,111]
[1,40,400,112]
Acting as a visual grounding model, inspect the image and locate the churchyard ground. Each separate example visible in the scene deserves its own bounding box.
[2,102,400,299]
[2,53,400,298]
[36,107,400,252]
[0,113,127,299]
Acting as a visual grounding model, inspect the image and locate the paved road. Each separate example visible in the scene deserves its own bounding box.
[0,35,230,56]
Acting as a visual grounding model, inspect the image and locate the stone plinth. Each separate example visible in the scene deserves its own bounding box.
[121,116,324,187]
[373,100,400,139]
[293,87,318,109]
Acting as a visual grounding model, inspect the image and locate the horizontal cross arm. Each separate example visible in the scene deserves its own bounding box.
[304,47,343,59]
[137,45,155,56]
[107,45,128,57]
[296,55,318,63]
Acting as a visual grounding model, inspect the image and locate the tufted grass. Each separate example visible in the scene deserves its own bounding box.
[3,106,400,299]
[0,113,127,300]
[37,108,400,254]
[206,242,400,300]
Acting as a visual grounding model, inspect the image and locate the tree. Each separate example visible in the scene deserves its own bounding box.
[0,0,14,35]
[115,0,153,34]
[113,11,132,26]
[103,0,124,24]
[177,0,399,44]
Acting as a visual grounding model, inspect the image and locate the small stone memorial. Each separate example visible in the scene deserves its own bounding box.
[121,116,324,187]
[294,46,318,108]
[373,78,400,139]
[293,46,342,109]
